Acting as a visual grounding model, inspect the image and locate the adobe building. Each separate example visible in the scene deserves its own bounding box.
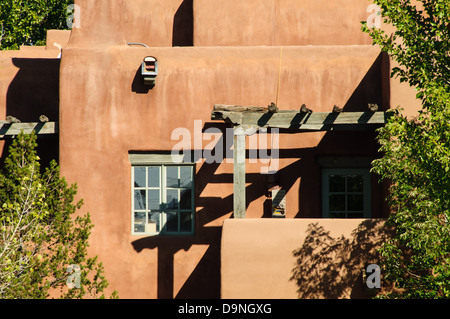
[0,0,421,298]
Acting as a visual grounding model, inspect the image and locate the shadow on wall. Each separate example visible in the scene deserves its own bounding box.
[131,125,230,299]
[293,50,390,218]
[131,0,193,94]
[131,124,275,298]
[129,128,386,298]
[290,219,394,299]
[130,124,291,298]
[341,51,390,112]
[130,51,391,298]
[173,0,193,46]
[132,226,221,299]
[7,58,60,123]
[1,57,60,167]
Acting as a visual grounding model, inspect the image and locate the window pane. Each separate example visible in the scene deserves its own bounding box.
[180,211,192,232]
[148,189,160,210]
[348,194,364,211]
[347,175,364,192]
[134,212,146,233]
[329,175,345,192]
[134,167,146,188]
[148,212,160,232]
[134,190,146,210]
[329,194,345,211]
[166,166,179,188]
[148,166,160,188]
[166,212,178,232]
[180,189,192,209]
[180,166,192,188]
[132,164,195,235]
[167,189,179,209]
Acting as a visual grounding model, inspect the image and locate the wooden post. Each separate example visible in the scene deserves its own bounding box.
[233,127,246,218]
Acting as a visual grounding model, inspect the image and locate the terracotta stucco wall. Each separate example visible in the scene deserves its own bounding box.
[69,0,189,47]
[0,0,423,299]
[69,0,376,47]
[59,43,390,298]
[193,0,375,46]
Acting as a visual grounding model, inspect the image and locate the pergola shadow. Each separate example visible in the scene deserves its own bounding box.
[130,51,391,299]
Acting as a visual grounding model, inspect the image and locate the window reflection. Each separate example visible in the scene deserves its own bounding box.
[133,164,195,235]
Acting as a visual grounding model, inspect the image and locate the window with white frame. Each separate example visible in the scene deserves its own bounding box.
[130,154,195,235]
[322,168,371,218]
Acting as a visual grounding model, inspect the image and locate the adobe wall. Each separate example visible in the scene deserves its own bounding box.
[68,0,189,47]
[70,0,375,47]
[59,43,390,298]
[0,0,421,299]
[193,0,374,46]
[54,0,414,299]
[0,0,424,299]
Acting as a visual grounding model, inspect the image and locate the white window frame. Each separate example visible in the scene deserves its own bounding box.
[130,153,195,236]
[321,168,371,218]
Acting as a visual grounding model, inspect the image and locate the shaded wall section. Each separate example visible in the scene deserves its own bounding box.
[0,50,60,166]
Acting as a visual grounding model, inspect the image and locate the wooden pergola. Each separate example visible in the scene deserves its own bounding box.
[0,121,58,138]
[211,104,390,218]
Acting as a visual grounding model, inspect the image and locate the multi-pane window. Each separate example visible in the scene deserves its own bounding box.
[132,164,195,235]
[322,168,371,218]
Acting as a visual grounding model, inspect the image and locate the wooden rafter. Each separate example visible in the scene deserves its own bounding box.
[0,121,58,138]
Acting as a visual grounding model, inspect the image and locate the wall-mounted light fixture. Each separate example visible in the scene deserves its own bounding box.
[271,189,286,218]
[141,56,158,88]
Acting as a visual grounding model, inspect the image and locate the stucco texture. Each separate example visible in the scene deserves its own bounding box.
[193,0,374,46]
[221,218,389,299]
[0,0,423,299]
[58,43,389,298]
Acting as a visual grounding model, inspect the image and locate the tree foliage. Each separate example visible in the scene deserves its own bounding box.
[291,220,391,299]
[0,132,117,298]
[362,0,450,298]
[0,0,73,50]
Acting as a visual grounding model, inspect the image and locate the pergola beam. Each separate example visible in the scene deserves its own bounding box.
[0,121,58,138]
[211,104,390,130]
[211,104,391,219]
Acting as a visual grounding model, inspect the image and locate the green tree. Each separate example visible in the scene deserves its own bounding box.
[362,0,450,298]
[0,0,73,50]
[0,132,117,298]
